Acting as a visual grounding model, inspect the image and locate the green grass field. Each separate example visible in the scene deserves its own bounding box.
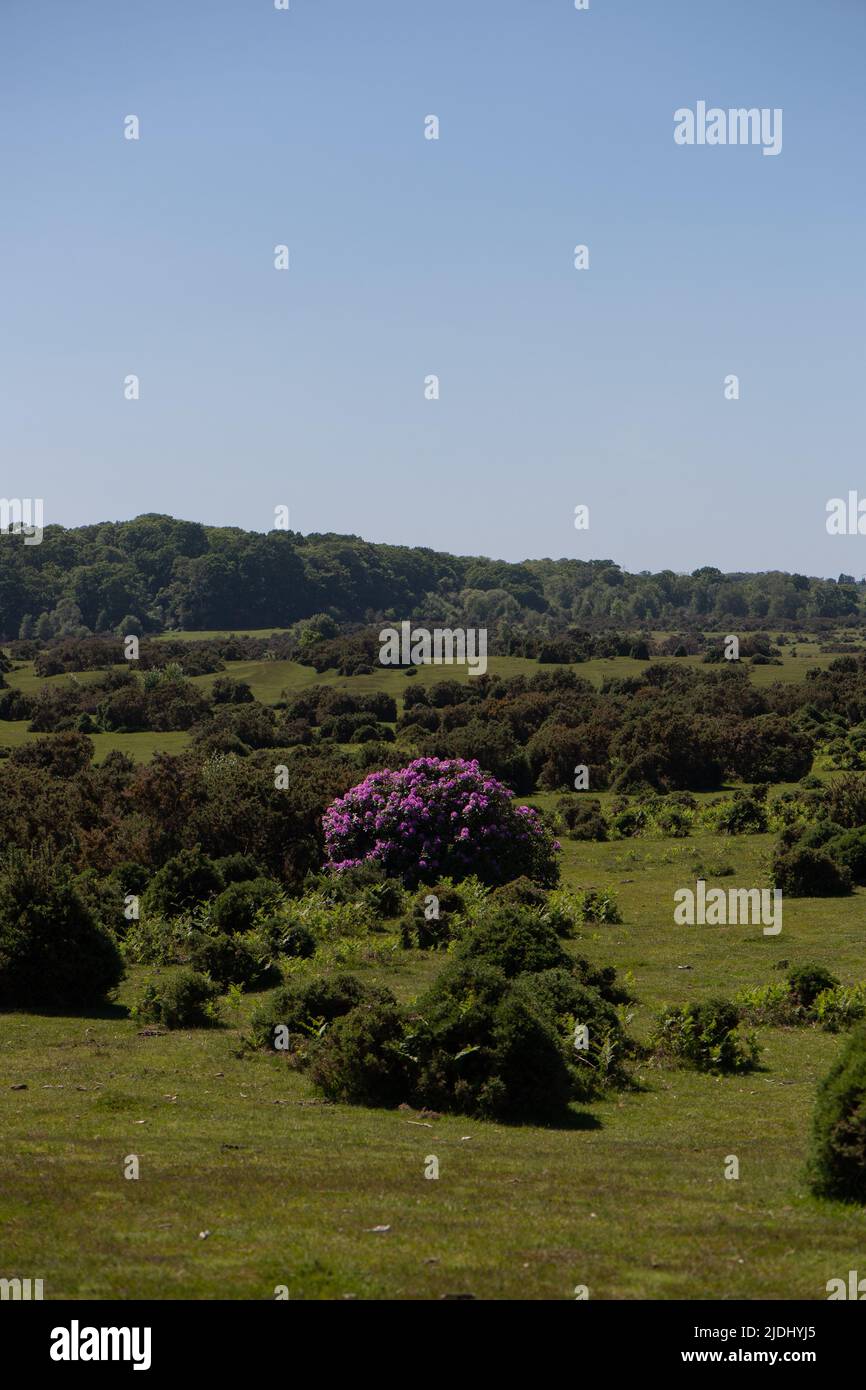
[2,825,864,1300]
[2,633,865,1299]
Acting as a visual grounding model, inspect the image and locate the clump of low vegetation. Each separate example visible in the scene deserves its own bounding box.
[808,1025,866,1204]
[250,904,635,1121]
[648,998,760,1074]
[0,849,124,1009]
[133,968,221,1029]
[737,963,866,1033]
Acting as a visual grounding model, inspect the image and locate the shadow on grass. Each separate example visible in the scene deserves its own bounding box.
[499,1107,603,1132]
[556,1107,603,1131]
[0,1000,131,1021]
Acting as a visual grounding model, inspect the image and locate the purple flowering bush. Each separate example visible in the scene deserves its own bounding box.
[323,756,559,887]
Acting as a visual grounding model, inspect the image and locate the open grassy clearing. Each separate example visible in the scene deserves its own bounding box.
[2,629,866,1299]
[2,828,865,1300]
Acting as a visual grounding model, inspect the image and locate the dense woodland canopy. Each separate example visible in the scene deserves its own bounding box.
[1,513,864,640]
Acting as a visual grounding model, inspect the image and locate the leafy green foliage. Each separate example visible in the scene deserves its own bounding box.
[809,1026,866,1203]
[0,851,124,1009]
[142,847,224,918]
[133,968,221,1029]
[649,998,760,1074]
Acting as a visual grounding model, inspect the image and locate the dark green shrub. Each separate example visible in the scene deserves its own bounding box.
[400,883,466,950]
[410,960,553,1120]
[408,956,631,1120]
[713,794,768,835]
[274,919,317,959]
[823,829,866,887]
[556,797,608,841]
[488,876,548,911]
[109,861,150,895]
[212,853,264,885]
[610,805,648,838]
[209,878,283,935]
[72,867,126,937]
[572,954,632,1005]
[772,846,852,898]
[142,847,224,918]
[823,773,866,830]
[787,962,840,1011]
[249,973,394,1049]
[481,992,573,1120]
[0,851,124,1009]
[410,958,630,1120]
[187,930,278,991]
[511,967,622,1041]
[308,1001,413,1106]
[456,906,570,977]
[508,967,628,1099]
[809,1025,866,1203]
[652,802,693,837]
[211,676,254,704]
[648,997,760,1074]
[135,969,221,1028]
[361,878,405,918]
[798,820,846,852]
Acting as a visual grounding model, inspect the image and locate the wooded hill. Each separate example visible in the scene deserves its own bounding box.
[1,513,864,639]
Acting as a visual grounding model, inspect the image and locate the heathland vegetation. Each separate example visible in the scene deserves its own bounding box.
[2,522,866,1298]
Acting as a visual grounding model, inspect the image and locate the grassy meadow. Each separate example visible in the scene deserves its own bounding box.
[2,633,865,1300]
[2,825,865,1300]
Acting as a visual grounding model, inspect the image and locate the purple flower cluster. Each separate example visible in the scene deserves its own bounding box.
[323,756,559,886]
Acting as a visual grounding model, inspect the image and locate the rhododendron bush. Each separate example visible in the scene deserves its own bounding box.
[323,756,559,886]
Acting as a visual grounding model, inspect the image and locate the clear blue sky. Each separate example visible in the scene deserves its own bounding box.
[1,0,864,575]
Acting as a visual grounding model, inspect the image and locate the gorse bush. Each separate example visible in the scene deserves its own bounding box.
[649,998,760,1074]
[212,853,264,885]
[772,846,852,898]
[809,1025,866,1204]
[323,756,560,887]
[488,876,548,912]
[711,794,768,835]
[455,906,570,977]
[556,797,608,841]
[273,919,317,960]
[786,962,840,1011]
[249,973,395,1050]
[400,882,466,950]
[186,930,279,991]
[822,829,866,886]
[0,850,124,1009]
[360,878,406,918]
[134,969,221,1029]
[292,905,634,1121]
[507,967,630,1098]
[406,958,574,1121]
[208,878,283,935]
[142,847,224,919]
[308,1000,413,1107]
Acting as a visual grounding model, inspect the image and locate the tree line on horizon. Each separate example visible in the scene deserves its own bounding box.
[0,512,864,641]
